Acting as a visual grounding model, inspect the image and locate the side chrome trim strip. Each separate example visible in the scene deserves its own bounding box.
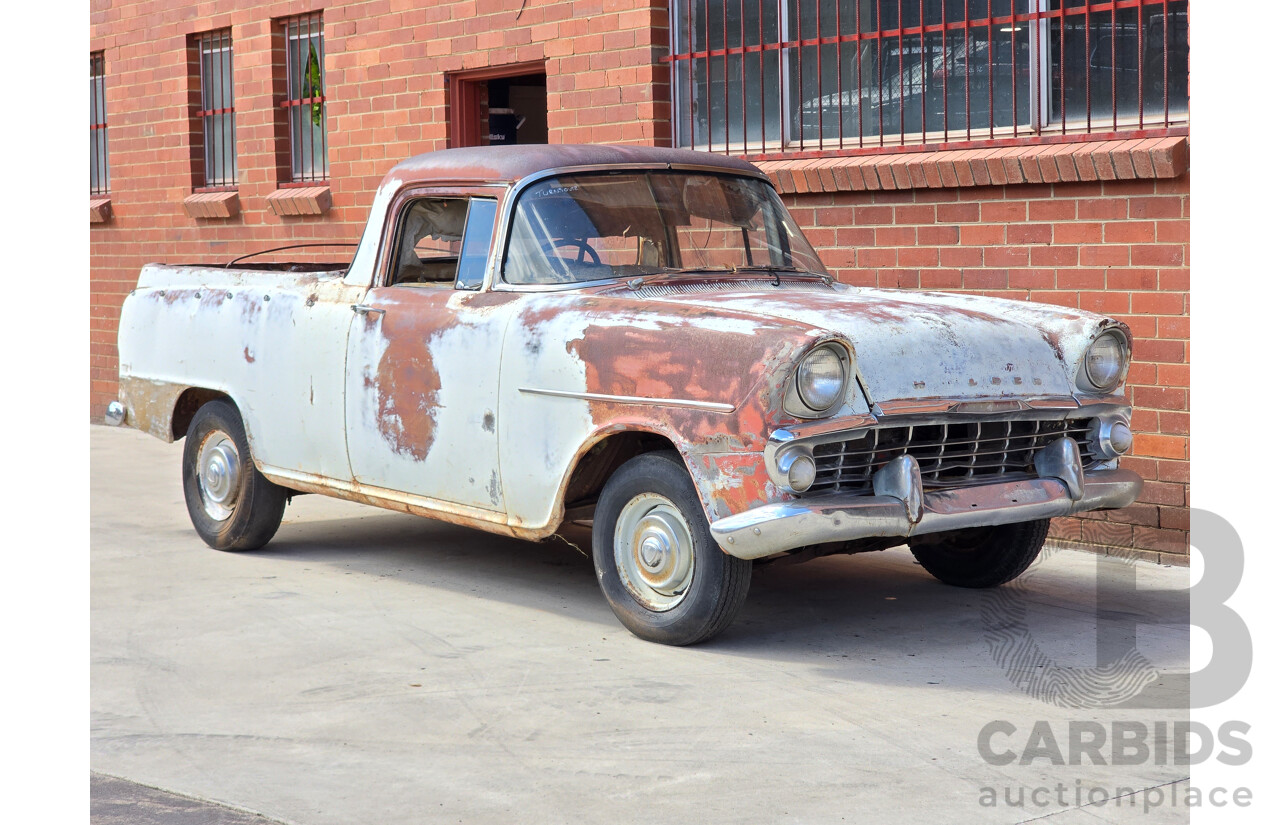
[518,387,735,413]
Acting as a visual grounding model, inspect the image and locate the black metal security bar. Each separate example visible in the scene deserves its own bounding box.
[90,52,108,194]
[669,0,1189,154]
[282,13,328,183]
[196,30,237,188]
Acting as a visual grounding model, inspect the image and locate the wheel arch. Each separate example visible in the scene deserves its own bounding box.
[552,427,690,527]
[171,387,236,440]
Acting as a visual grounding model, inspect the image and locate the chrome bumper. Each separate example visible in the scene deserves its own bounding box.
[709,437,1142,560]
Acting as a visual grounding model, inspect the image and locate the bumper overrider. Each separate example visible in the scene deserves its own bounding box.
[710,436,1142,560]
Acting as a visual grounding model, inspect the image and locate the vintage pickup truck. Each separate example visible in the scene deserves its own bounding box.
[112,144,1141,645]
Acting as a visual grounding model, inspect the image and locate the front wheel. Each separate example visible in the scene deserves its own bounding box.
[592,451,751,645]
[182,399,288,551]
[908,518,1050,588]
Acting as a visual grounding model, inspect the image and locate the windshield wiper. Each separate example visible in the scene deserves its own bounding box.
[626,265,832,290]
[625,267,728,289]
[729,265,833,285]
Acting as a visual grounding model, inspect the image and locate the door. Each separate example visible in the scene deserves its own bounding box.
[344,193,516,511]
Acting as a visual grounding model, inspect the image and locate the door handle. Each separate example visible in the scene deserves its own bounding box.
[351,304,386,317]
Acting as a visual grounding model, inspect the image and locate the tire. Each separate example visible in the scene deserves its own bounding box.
[182,399,288,552]
[592,451,751,646]
[908,518,1050,588]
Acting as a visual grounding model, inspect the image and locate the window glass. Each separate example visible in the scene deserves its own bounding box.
[284,14,327,182]
[390,198,468,287]
[503,172,827,286]
[1048,0,1188,127]
[90,53,108,195]
[456,199,498,290]
[197,30,236,187]
[672,0,1188,150]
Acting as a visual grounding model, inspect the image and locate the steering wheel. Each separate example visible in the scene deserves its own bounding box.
[541,238,601,265]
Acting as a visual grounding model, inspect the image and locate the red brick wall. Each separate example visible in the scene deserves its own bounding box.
[90,0,1189,558]
[782,175,1190,559]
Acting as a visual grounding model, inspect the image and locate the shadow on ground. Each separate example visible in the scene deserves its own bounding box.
[240,507,1188,693]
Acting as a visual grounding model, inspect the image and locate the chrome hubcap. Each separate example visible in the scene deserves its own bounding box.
[614,493,695,612]
[197,432,241,521]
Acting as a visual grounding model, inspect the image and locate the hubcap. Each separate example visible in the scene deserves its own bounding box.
[197,432,242,521]
[614,493,695,612]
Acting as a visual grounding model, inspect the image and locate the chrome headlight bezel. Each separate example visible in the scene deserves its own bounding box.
[789,343,849,417]
[1076,329,1130,394]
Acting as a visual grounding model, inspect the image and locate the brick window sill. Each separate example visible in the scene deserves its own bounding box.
[183,191,241,220]
[266,186,332,217]
[756,137,1189,195]
[90,197,112,223]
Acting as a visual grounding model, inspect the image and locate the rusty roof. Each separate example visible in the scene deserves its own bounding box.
[384,144,764,187]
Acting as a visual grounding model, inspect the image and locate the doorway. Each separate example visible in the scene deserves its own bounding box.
[449,63,548,148]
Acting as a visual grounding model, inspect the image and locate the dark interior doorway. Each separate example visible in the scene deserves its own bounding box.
[449,63,548,148]
[487,73,548,145]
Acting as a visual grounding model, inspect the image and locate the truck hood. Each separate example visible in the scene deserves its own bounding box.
[604,281,1108,404]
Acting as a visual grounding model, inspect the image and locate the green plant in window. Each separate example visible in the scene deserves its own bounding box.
[302,42,323,127]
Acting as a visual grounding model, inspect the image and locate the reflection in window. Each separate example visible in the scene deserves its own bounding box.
[503,172,827,286]
[671,1,1188,152]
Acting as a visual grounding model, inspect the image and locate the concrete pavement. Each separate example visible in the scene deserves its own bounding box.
[92,424,1191,824]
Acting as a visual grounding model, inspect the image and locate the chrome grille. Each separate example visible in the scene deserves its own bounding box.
[806,418,1098,497]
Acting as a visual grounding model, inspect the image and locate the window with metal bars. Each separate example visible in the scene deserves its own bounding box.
[195,30,236,188]
[90,52,108,194]
[669,1,1188,154]
[280,13,328,183]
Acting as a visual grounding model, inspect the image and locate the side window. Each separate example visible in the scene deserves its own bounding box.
[390,198,469,287]
[455,199,497,291]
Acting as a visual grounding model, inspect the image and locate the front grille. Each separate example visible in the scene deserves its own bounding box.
[806,417,1098,497]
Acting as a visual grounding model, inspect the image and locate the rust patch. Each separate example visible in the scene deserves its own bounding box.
[486,470,501,505]
[369,299,448,462]
[118,376,189,442]
[694,452,783,521]
[1039,328,1067,361]
[458,291,521,310]
[243,346,255,363]
[564,311,814,455]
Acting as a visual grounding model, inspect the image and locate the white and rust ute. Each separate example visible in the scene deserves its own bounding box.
[112,144,1140,645]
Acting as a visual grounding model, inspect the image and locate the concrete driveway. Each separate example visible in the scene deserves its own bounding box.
[92,425,1190,824]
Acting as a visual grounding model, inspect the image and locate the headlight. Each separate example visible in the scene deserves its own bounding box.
[796,344,847,413]
[1079,331,1128,393]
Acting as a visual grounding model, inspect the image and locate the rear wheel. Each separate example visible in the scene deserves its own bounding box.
[592,451,751,645]
[182,400,287,551]
[908,518,1050,588]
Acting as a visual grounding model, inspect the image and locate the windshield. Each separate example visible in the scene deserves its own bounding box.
[502,171,828,285]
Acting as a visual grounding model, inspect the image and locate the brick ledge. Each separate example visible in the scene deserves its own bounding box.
[266,186,332,217]
[90,197,112,223]
[758,137,1189,194]
[183,191,240,220]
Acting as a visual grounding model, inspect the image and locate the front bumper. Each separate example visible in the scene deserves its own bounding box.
[709,437,1142,560]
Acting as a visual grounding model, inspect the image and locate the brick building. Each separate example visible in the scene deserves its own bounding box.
[89,0,1191,559]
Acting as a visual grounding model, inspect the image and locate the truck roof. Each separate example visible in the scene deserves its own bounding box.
[383,144,765,187]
